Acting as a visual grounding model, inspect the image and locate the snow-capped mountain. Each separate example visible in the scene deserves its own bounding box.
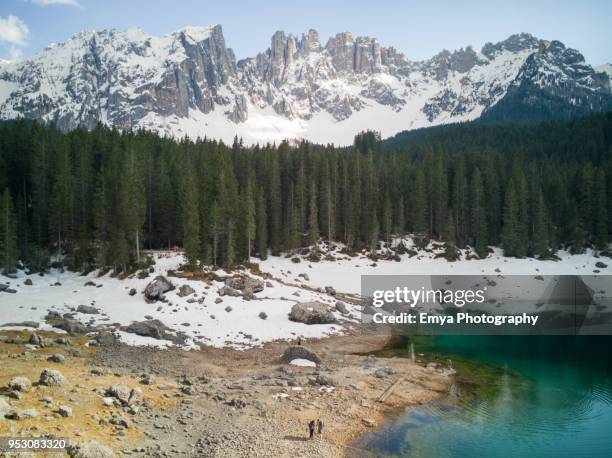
[596,64,612,82]
[0,25,610,145]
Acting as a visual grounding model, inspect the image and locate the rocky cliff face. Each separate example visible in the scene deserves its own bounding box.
[0,26,610,145]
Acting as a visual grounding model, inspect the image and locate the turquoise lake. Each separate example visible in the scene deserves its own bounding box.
[354,336,612,458]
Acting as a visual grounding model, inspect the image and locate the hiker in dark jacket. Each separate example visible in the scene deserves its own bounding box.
[308,420,315,439]
[317,418,324,436]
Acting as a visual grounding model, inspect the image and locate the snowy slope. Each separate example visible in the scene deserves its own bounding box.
[1,239,609,348]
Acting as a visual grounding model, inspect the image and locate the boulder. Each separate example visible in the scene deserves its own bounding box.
[106,384,130,405]
[280,345,321,365]
[9,376,32,392]
[77,305,99,314]
[325,286,337,296]
[309,374,336,386]
[128,288,137,296]
[218,286,241,297]
[47,353,65,363]
[335,301,349,314]
[39,369,66,386]
[24,278,33,286]
[29,332,42,346]
[124,319,169,340]
[258,312,268,320]
[128,387,143,407]
[144,276,174,301]
[6,409,39,420]
[225,276,264,293]
[289,302,337,324]
[58,405,72,417]
[177,284,196,297]
[67,440,115,458]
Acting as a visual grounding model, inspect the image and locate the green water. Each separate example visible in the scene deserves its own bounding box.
[354,336,612,458]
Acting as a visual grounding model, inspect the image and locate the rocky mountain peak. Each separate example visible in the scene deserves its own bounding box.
[0,26,610,145]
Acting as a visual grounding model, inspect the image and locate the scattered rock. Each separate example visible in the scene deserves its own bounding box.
[289,302,337,324]
[6,409,39,420]
[84,281,97,287]
[67,440,115,458]
[58,405,73,417]
[309,374,336,386]
[226,398,247,409]
[225,276,264,293]
[128,288,137,296]
[77,304,99,315]
[362,418,376,427]
[27,332,43,346]
[65,349,83,359]
[124,319,170,341]
[325,286,337,296]
[139,374,154,385]
[47,353,65,363]
[39,369,66,386]
[127,387,143,407]
[258,312,268,320]
[335,301,348,314]
[177,284,196,297]
[298,273,310,281]
[24,278,33,286]
[215,298,223,304]
[373,367,395,378]
[225,306,232,312]
[107,384,130,405]
[280,346,321,365]
[595,261,608,269]
[9,376,32,392]
[144,276,174,302]
[218,286,241,297]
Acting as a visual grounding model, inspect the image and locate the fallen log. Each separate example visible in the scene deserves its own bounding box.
[378,377,404,403]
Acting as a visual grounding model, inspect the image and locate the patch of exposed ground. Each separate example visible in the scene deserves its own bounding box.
[1,330,452,457]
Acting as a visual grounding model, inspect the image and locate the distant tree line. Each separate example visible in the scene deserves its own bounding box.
[0,112,611,273]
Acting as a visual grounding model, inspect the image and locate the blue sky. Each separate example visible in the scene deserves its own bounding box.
[0,0,611,64]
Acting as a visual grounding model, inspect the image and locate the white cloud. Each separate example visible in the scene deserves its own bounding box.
[0,15,29,47]
[32,0,81,6]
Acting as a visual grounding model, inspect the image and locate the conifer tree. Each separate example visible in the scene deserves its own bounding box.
[241,174,257,259]
[256,189,268,260]
[181,168,200,266]
[308,178,319,248]
[532,188,549,258]
[593,169,608,250]
[470,168,488,258]
[382,191,393,247]
[0,189,18,273]
[502,179,519,257]
[411,170,427,234]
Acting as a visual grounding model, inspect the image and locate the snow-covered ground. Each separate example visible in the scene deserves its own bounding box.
[258,239,610,295]
[0,251,350,349]
[0,238,609,348]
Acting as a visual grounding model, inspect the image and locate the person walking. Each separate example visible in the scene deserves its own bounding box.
[308,420,315,439]
[317,418,324,437]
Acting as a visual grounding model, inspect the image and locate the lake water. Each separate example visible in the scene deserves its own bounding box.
[353,336,612,457]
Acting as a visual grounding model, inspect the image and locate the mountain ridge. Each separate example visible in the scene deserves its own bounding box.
[0,25,610,145]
